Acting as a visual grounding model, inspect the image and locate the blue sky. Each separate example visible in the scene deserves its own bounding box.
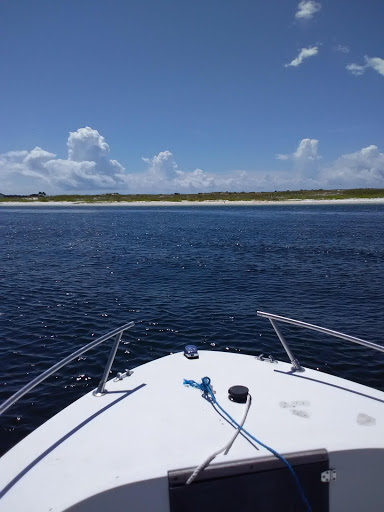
[1,0,383,194]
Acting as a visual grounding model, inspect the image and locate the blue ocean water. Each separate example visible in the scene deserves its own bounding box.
[1,204,384,455]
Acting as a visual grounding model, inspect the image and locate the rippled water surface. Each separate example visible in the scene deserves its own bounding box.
[1,204,384,454]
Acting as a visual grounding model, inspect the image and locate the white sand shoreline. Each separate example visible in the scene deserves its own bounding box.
[1,197,384,207]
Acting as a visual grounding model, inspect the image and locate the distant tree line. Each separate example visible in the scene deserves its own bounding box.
[0,191,46,198]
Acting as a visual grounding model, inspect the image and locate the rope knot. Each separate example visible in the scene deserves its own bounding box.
[183,376,214,401]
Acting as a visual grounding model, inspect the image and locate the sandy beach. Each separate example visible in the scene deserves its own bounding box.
[1,197,384,207]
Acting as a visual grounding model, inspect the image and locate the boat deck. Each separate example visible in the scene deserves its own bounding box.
[1,350,384,511]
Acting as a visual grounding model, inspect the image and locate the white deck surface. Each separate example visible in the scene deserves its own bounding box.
[1,350,384,511]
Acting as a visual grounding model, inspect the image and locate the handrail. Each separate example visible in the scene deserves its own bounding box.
[257,311,384,372]
[0,321,135,416]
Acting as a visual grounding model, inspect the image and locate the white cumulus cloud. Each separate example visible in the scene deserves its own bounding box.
[142,150,180,179]
[322,145,384,188]
[276,139,320,180]
[67,127,110,163]
[367,57,384,76]
[346,63,366,76]
[347,56,384,77]
[0,127,127,193]
[294,138,320,160]
[295,1,321,20]
[276,138,320,161]
[285,46,319,68]
[23,147,56,172]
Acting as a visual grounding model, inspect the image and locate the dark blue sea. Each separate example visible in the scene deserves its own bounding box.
[1,204,384,455]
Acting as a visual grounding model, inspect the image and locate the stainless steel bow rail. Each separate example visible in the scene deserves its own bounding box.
[0,321,135,416]
[257,311,384,372]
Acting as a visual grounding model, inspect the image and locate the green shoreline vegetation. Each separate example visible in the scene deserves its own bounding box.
[1,188,384,204]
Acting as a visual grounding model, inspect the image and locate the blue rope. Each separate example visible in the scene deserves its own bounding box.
[184,377,312,512]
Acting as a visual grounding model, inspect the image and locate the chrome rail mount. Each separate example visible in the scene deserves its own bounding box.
[257,311,384,372]
[0,321,135,416]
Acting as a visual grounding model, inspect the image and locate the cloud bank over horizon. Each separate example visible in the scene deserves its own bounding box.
[1,127,383,195]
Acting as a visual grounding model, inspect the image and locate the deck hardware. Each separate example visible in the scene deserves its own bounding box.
[256,354,277,363]
[257,311,384,372]
[228,385,249,403]
[0,321,135,414]
[321,469,336,482]
[269,319,304,372]
[184,345,199,359]
[94,330,126,396]
[114,369,133,381]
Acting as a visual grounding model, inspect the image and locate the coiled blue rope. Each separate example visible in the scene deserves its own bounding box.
[184,376,312,512]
